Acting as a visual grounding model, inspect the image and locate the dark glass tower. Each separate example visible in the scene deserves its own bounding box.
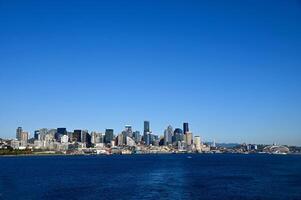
[55,128,67,141]
[144,121,150,134]
[81,130,92,147]
[143,121,150,141]
[73,130,82,142]
[105,129,114,144]
[57,128,67,135]
[174,128,184,143]
[16,127,22,141]
[183,123,189,134]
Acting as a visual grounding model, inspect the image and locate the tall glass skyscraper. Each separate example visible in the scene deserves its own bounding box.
[16,127,22,141]
[143,121,150,142]
[105,129,114,144]
[183,123,189,135]
[144,121,150,134]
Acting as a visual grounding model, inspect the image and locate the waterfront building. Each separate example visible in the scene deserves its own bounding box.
[10,139,20,149]
[183,123,189,135]
[105,129,114,144]
[16,127,22,141]
[33,140,43,149]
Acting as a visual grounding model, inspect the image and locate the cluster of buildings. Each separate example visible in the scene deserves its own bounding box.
[1,122,297,155]
[6,121,209,154]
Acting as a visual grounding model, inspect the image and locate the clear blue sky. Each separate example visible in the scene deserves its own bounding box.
[0,0,301,145]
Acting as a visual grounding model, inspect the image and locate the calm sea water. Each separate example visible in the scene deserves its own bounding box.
[0,154,301,200]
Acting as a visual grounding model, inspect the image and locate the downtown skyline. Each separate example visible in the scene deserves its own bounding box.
[1,0,301,146]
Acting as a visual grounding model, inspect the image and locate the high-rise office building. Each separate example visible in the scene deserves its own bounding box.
[144,121,150,133]
[173,128,184,144]
[145,133,151,146]
[72,130,82,142]
[34,130,40,140]
[124,125,133,138]
[105,129,114,144]
[164,125,173,145]
[20,131,28,142]
[143,121,150,141]
[185,132,193,146]
[16,127,22,141]
[194,136,201,151]
[55,128,67,141]
[133,131,141,143]
[183,123,189,135]
[39,128,48,141]
[117,134,124,146]
[81,130,91,144]
[91,132,102,144]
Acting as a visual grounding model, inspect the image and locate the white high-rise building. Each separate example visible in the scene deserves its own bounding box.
[194,136,201,151]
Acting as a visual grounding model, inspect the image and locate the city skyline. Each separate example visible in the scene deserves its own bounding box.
[1,1,301,146]
[0,120,298,146]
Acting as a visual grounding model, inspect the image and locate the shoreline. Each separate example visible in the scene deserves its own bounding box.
[1,152,301,157]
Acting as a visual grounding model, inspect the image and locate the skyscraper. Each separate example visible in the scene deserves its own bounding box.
[20,131,28,143]
[55,128,67,141]
[164,125,173,145]
[194,136,201,151]
[72,130,82,142]
[143,121,150,141]
[173,128,184,144]
[91,132,102,144]
[183,123,189,135]
[144,121,150,133]
[81,130,91,146]
[122,125,133,144]
[133,131,141,143]
[16,127,22,141]
[185,132,193,146]
[124,125,133,138]
[34,130,40,140]
[105,129,114,144]
[117,133,124,146]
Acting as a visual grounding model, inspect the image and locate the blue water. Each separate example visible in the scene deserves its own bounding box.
[0,154,301,200]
